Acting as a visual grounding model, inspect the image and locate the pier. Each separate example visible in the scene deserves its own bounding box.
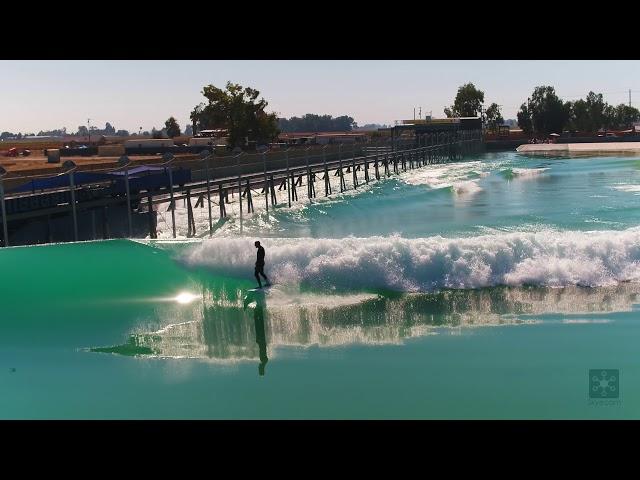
[0,130,483,246]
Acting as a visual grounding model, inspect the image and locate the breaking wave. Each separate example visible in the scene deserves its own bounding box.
[612,184,640,194]
[501,167,549,179]
[450,180,482,196]
[177,227,640,292]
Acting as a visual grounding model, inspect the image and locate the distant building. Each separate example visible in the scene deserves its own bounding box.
[7,135,64,142]
[196,129,228,138]
[277,131,369,145]
[383,117,482,139]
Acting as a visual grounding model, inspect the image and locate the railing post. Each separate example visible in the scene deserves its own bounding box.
[163,153,176,239]
[338,144,344,192]
[63,160,78,242]
[147,194,156,238]
[322,145,331,196]
[305,147,312,201]
[118,155,133,238]
[236,151,244,234]
[364,143,370,183]
[285,148,291,208]
[200,149,214,237]
[0,166,8,247]
[352,143,358,188]
[261,147,269,212]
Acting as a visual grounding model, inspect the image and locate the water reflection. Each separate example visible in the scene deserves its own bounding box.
[245,289,268,376]
[90,282,640,373]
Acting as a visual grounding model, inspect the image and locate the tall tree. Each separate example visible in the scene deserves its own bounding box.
[585,92,607,132]
[184,124,193,136]
[527,86,570,135]
[445,83,485,118]
[190,81,280,148]
[517,103,533,134]
[567,99,589,132]
[485,103,504,131]
[165,117,181,137]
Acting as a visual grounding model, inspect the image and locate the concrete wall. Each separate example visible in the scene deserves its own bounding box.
[517,142,640,154]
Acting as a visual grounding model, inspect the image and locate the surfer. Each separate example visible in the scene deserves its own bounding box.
[254,241,269,288]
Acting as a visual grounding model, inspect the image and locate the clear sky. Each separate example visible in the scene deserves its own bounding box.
[2,60,640,134]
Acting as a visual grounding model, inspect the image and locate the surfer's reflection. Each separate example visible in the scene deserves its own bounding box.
[244,289,268,376]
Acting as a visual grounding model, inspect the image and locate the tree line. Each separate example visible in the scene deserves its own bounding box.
[444,82,640,136]
[1,119,192,141]
[278,114,357,133]
[516,87,639,135]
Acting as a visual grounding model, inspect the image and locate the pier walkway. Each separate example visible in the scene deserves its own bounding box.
[0,130,483,246]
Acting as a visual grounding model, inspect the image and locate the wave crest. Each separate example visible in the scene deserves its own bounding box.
[178,228,640,292]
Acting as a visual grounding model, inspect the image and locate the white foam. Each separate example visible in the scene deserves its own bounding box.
[612,184,640,194]
[511,167,549,177]
[401,161,490,188]
[177,228,640,292]
[452,180,482,196]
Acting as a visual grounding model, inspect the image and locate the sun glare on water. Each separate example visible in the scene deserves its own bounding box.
[175,292,198,304]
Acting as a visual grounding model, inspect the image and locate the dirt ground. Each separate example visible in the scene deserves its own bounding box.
[0,153,201,190]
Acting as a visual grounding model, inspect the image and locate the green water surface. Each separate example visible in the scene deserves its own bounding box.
[3,151,640,419]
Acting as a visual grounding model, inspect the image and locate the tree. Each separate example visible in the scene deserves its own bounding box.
[77,126,89,136]
[567,99,589,132]
[151,127,165,139]
[517,103,533,134]
[104,122,116,135]
[115,129,130,136]
[164,117,181,137]
[606,104,640,130]
[190,81,280,148]
[525,86,570,136]
[586,92,608,132]
[485,103,504,131]
[184,124,193,136]
[565,92,639,132]
[36,127,67,137]
[445,83,485,118]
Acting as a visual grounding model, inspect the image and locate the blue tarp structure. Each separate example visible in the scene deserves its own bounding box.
[10,165,191,194]
[10,172,114,193]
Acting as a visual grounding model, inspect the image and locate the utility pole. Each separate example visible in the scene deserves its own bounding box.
[419,107,422,119]
[413,107,415,121]
[630,89,632,108]
[87,118,91,144]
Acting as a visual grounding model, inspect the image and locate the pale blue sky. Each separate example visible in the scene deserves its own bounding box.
[2,60,640,133]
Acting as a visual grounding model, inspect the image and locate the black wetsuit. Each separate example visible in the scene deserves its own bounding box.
[255,246,268,286]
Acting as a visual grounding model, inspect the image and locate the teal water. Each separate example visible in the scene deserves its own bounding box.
[3,151,640,418]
